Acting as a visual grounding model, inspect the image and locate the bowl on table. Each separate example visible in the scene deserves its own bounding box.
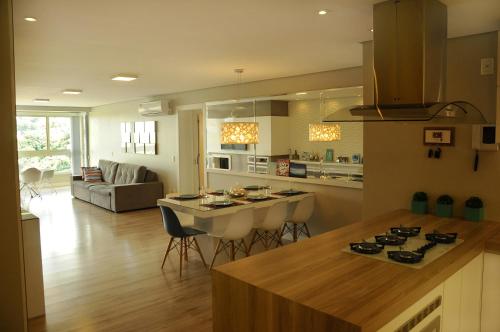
[246,192,268,201]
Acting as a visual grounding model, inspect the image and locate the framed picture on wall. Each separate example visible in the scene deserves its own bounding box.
[423,127,455,146]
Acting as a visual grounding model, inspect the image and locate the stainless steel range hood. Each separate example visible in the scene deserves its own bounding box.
[324,0,487,123]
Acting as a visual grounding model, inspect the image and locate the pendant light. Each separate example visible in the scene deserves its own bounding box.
[220,69,259,144]
[309,92,341,142]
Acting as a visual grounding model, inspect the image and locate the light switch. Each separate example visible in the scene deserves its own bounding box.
[480,58,494,75]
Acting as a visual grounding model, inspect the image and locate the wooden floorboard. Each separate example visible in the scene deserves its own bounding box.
[26,189,212,332]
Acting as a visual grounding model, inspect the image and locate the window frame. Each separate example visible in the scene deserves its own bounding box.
[17,115,72,174]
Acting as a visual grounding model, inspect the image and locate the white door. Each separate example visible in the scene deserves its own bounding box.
[177,109,202,194]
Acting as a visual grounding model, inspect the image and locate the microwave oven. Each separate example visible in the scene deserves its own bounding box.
[208,154,231,171]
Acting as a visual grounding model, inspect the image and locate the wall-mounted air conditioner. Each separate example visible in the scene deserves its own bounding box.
[138,99,172,116]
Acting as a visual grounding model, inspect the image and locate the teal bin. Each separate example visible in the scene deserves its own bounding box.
[464,207,484,222]
[436,204,453,218]
[411,201,428,215]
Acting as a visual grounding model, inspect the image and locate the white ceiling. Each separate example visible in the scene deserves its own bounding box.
[13,0,500,107]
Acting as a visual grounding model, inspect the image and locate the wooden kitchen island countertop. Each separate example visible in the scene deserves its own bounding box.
[212,210,500,332]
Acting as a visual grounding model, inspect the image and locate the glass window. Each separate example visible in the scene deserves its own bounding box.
[49,117,71,150]
[16,116,47,151]
[17,115,73,173]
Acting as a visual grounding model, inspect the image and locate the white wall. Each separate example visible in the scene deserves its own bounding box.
[363,32,500,221]
[90,100,178,193]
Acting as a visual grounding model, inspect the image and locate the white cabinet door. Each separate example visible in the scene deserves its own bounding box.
[442,253,484,332]
[481,252,500,332]
[460,253,484,332]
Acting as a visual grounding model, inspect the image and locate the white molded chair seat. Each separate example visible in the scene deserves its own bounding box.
[209,208,254,269]
[282,196,315,242]
[248,201,288,254]
[20,168,42,199]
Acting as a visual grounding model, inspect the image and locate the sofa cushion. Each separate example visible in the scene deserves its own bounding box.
[114,163,147,185]
[72,180,109,190]
[98,160,119,184]
[144,170,158,182]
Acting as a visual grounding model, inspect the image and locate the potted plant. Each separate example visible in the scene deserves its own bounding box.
[464,196,484,222]
[436,195,454,218]
[411,192,428,214]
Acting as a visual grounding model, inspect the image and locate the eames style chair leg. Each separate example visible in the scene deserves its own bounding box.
[248,229,283,254]
[210,238,250,269]
[192,237,207,269]
[281,222,312,242]
[179,238,183,278]
[304,223,312,238]
[161,237,175,268]
[210,239,223,270]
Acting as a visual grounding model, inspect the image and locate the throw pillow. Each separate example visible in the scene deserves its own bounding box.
[81,167,103,183]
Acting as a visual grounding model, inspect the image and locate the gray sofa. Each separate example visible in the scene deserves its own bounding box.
[71,160,164,212]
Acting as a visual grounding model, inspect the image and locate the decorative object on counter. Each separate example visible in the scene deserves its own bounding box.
[308,92,341,142]
[464,196,484,222]
[352,154,362,164]
[411,192,428,215]
[229,186,246,198]
[336,156,349,163]
[325,149,334,162]
[220,122,259,144]
[300,152,309,161]
[276,159,290,177]
[423,127,455,146]
[291,150,300,160]
[436,195,454,217]
[289,162,307,178]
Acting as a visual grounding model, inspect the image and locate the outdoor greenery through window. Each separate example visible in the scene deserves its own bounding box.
[17,116,72,172]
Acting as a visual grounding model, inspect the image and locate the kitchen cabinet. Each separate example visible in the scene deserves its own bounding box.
[379,253,483,332]
[21,211,45,318]
[481,252,500,332]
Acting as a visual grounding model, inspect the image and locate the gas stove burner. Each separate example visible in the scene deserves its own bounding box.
[350,242,384,254]
[414,241,437,254]
[375,234,407,246]
[390,226,421,237]
[387,250,424,264]
[425,231,457,244]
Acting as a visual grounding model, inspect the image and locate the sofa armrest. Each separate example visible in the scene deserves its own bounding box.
[111,182,164,212]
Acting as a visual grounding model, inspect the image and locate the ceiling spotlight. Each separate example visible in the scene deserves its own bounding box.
[24,17,37,22]
[111,74,138,82]
[33,98,49,103]
[370,28,374,32]
[296,92,308,95]
[62,89,82,95]
[318,9,328,15]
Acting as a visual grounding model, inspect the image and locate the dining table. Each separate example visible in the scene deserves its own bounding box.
[157,190,315,256]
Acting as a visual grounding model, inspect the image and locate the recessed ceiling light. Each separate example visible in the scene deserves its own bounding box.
[318,9,328,15]
[33,98,49,103]
[111,74,138,82]
[24,17,37,22]
[62,89,82,95]
[370,28,374,32]
[296,92,308,95]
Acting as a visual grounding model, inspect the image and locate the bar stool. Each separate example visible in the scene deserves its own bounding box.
[208,208,254,269]
[281,196,314,242]
[160,205,207,278]
[248,201,288,254]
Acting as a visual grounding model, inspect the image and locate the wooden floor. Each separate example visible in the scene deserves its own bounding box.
[27,189,212,332]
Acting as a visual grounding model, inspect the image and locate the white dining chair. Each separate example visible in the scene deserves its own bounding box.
[248,201,288,254]
[20,168,42,199]
[40,169,57,194]
[281,196,315,242]
[209,208,254,269]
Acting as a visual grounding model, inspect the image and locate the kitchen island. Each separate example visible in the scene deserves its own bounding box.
[212,210,500,332]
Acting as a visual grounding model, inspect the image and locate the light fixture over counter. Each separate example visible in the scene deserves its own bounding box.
[220,122,259,144]
[308,92,342,142]
[308,123,341,142]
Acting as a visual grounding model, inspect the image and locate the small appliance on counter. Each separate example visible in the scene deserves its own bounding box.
[289,162,307,178]
[208,154,231,171]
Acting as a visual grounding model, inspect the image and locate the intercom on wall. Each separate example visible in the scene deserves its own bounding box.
[472,125,498,151]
